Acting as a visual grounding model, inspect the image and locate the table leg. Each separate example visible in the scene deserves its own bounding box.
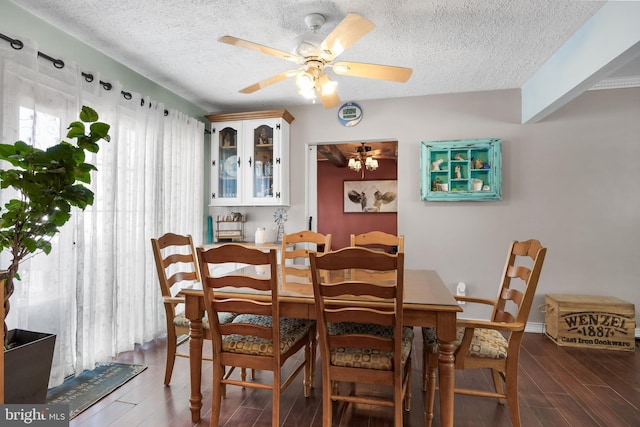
[436,312,457,427]
[185,294,204,422]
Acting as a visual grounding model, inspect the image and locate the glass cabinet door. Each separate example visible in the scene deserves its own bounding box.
[248,121,275,202]
[213,124,242,205]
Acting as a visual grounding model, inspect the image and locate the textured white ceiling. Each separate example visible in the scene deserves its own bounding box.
[9,0,613,113]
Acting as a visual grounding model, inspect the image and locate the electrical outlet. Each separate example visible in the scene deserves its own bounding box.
[456,282,466,305]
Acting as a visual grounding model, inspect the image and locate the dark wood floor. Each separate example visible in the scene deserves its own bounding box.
[69,332,639,427]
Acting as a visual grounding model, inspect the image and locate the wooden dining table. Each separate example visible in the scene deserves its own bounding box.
[180,265,462,426]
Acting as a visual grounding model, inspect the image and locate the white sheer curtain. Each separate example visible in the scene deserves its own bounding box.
[0,36,204,386]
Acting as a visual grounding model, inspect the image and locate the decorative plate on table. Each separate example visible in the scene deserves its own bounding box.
[223,155,237,177]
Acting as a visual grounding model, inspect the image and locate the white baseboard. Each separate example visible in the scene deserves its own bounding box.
[526,322,640,339]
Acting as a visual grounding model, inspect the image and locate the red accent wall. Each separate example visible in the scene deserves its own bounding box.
[317,159,398,249]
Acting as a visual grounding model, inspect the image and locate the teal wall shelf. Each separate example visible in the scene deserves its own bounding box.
[420,138,502,201]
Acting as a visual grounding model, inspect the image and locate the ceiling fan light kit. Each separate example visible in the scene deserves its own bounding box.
[218,12,412,108]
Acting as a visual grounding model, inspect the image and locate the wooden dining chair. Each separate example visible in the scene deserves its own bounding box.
[151,233,207,385]
[151,233,240,385]
[422,239,547,427]
[281,230,332,280]
[350,230,404,254]
[309,247,413,427]
[196,244,316,427]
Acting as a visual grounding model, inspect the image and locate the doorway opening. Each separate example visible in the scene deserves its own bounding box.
[306,140,398,249]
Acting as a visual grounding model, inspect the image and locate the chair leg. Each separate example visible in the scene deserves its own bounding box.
[492,368,506,404]
[272,370,281,427]
[395,381,403,427]
[310,333,317,389]
[303,337,312,397]
[210,362,224,427]
[424,352,437,427]
[323,377,333,427]
[422,345,428,391]
[403,356,412,411]
[164,331,177,386]
[505,369,521,427]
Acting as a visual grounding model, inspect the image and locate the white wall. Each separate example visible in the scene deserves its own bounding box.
[285,88,640,324]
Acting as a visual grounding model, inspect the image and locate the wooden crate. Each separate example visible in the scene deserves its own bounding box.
[545,294,635,351]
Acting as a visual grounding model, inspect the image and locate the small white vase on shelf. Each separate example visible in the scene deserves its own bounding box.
[255,227,267,244]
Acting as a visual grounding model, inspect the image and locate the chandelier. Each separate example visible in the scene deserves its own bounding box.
[348,143,379,179]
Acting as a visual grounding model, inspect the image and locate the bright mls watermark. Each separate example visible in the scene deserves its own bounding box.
[1,404,69,426]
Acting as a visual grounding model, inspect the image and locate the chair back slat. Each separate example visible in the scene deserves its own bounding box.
[500,287,524,306]
[321,282,397,299]
[164,252,196,266]
[325,307,396,326]
[506,264,531,281]
[494,310,516,324]
[212,299,272,315]
[209,275,272,292]
[219,322,272,339]
[329,334,394,353]
[350,231,404,254]
[166,271,199,287]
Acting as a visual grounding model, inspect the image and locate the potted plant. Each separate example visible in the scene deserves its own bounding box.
[0,106,110,403]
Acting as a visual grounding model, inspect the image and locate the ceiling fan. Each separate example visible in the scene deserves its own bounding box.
[218,13,413,108]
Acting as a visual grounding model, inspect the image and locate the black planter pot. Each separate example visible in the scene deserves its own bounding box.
[4,329,56,404]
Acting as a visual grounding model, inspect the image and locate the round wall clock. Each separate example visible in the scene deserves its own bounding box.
[337,102,363,127]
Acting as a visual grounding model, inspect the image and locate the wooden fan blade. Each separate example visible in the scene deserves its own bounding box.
[219,35,303,64]
[239,71,296,94]
[316,73,341,108]
[319,13,375,61]
[319,89,341,109]
[332,61,413,82]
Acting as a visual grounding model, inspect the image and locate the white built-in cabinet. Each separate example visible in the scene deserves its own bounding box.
[206,110,293,206]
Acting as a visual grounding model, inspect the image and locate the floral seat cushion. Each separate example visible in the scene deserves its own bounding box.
[327,322,414,370]
[222,314,315,356]
[422,326,507,359]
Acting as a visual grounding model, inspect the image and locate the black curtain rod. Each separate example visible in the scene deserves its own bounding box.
[1,32,169,116]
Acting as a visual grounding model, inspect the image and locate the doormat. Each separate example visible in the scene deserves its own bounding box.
[46,362,147,419]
